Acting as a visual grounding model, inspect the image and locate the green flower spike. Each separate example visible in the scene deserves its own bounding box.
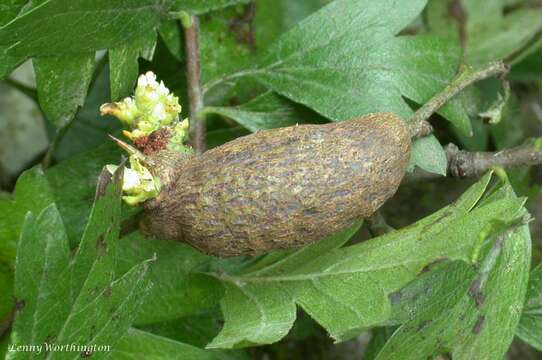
[100,71,183,140]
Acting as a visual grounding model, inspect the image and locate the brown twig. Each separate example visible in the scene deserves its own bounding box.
[410,142,542,180]
[182,15,206,154]
[445,143,542,177]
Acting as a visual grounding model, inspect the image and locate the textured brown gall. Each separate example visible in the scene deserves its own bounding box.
[141,112,411,257]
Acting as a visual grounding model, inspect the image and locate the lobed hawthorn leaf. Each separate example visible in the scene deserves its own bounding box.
[426,0,542,66]
[8,167,155,360]
[0,0,168,79]
[253,0,323,53]
[203,0,473,174]
[111,328,239,360]
[52,63,122,161]
[0,167,55,266]
[378,184,530,360]
[158,20,183,61]
[109,31,157,101]
[241,0,471,133]
[205,173,527,348]
[516,263,542,351]
[200,0,322,107]
[0,0,26,26]
[114,231,223,325]
[33,53,96,128]
[203,91,316,132]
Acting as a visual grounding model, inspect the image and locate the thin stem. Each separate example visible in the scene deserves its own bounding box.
[445,143,542,178]
[409,61,510,137]
[182,15,206,154]
[408,142,542,180]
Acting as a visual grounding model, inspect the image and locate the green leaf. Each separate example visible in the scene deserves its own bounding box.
[199,5,262,106]
[407,135,448,175]
[114,232,222,325]
[0,0,167,78]
[510,49,542,81]
[207,224,361,349]
[109,32,157,101]
[254,0,322,53]
[112,328,233,360]
[53,64,122,161]
[465,2,542,65]
[204,92,313,132]
[206,173,526,348]
[0,0,26,26]
[376,220,531,360]
[221,0,471,134]
[0,262,14,325]
[34,53,96,128]
[517,263,542,351]
[426,0,542,66]
[0,167,55,265]
[45,144,122,243]
[10,205,71,354]
[170,0,250,15]
[8,168,155,360]
[158,20,183,60]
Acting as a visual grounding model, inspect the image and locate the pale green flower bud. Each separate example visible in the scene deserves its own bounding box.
[106,155,161,206]
[101,71,183,139]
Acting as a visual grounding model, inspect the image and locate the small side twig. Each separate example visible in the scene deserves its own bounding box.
[410,142,542,180]
[409,61,510,137]
[445,143,542,178]
[182,14,206,154]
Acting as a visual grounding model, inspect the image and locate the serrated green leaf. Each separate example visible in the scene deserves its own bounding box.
[206,173,526,348]
[46,144,122,243]
[0,262,14,328]
[111,328,233,360]
[204,92,312,132]
[213,0,471,134]
[109,32,157,101]
[113,231,222,325]
[0,0,26,26]
[426,0,542,66]
[407,135,448,175]
[510,49,542,81]
[158,20,183,60]
[34,53,96,128]
[0,0,167,79]
[517,263,542,351]
[8,168,155,360]
[0,167,55,265]
[376,221,530,360]
[10,205,70,354]
[53,64,122,161]
[254,0,322,53]
[170,0,250,15]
